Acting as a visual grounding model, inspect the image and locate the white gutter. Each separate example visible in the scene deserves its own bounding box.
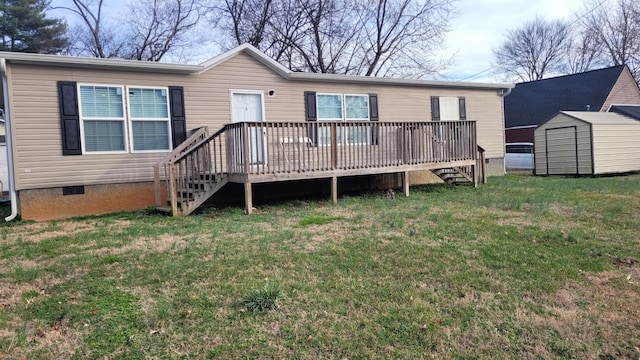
[1,59,18,221]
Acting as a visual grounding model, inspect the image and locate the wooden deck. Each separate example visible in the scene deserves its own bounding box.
[154,121,484,215]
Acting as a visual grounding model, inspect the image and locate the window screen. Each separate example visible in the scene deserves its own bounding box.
[79,85,125,152]
[129,87,171,151]
[79,85,124,118]
[317,94,343,120]
[83,120,125,152]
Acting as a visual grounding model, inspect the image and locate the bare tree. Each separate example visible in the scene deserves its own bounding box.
[211,0,455,78]
[493,17,572,81]
[563,30,602,74]
[214,0,274,47]
[579,0,640,81]
[56,0,126,57]
[57,0,203,61]
[358,0,453,77]
[125,0,202,61]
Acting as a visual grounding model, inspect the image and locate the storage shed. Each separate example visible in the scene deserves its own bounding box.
[534,111,640,175]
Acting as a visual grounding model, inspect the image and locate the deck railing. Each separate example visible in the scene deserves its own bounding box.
[224,120,477,175]
[155,120,479,212]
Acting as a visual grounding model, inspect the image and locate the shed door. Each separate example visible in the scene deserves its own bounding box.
[545,126,578,175]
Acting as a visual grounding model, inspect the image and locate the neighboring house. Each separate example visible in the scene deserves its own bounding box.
[534,111,640,176]
[609,104,640,120]
[0,44,513,221]
[505,65,640,144]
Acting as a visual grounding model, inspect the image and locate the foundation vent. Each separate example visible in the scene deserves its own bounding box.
[63,186,85,196]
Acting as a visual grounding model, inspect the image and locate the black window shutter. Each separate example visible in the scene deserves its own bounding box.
[57,81,82,155]
[431,96,440,121]
[369,94,379,145]
[304,91,317,121]
[169,86,187,148]
[459,97,466,120]
[304,91,318,145]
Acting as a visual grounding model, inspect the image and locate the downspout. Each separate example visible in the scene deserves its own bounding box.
[1,59,18,221]
[500,87,513,175]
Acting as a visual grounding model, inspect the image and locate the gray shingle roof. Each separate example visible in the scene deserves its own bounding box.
[609,105,640,120]
[504,65,625,128]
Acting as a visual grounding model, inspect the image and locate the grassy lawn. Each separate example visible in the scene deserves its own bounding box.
[1,174,639,359]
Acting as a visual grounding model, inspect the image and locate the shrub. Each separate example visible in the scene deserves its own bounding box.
[241,280,282,313]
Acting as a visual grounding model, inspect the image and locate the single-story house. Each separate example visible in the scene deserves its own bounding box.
[505,65,640,144]
[534,111,640,176]
[1,44,514,221]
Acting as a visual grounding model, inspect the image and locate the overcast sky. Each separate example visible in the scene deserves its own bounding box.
[50,0,589,82]
[442,0,586,82]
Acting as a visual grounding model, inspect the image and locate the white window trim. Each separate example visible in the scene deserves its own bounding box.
[316,93,345,121]
[229,89,267,123]
[78,83,128,154]
[126,85,173,153]
[316,93,370,122]
[344,94,370,122]
[316,93,371,146]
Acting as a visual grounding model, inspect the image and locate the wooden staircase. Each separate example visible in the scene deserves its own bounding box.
[433,166,475,185]
[154,126,230,216]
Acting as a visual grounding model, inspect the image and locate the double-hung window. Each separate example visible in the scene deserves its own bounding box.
[128,87,171,151]
[317,93,370,145]
[77,84,172,153]
[79,85,127,153]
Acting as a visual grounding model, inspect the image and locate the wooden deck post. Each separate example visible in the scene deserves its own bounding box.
[243,123,251,175]
[244,180,253,215]
[169,164,178,216]
[331,176,338,204]
[402,171,410,197]
[472,164,478,188]
[153,165,161,206]
[479,146,487,184]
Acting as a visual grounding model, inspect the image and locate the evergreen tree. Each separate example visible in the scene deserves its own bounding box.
[0,0,68,54]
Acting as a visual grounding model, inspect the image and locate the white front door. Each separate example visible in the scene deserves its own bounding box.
[231,92,266,164]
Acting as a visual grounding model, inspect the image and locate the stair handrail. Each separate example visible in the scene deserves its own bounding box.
[154,126,209,207]
[161,124,235,215]
[157,126,209,167]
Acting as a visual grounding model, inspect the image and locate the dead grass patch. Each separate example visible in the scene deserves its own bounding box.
[519,266,640,359]
[88,233,190,256]
[22,317,86,360]
[2,220,132,244]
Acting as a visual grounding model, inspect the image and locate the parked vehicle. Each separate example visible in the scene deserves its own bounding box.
[505,142,534,170]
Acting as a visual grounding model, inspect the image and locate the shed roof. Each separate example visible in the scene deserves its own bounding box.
[609,105,640,120]
[558,111,640,126]
[0,44,513,91]
[505,65,626,128]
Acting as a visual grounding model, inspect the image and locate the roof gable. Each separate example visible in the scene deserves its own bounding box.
[505,65,626,128]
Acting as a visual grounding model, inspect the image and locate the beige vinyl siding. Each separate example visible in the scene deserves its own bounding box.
[591,123,640,174]
[8,52,506,190]
[534,113,592,175]
[601,67,640,110]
